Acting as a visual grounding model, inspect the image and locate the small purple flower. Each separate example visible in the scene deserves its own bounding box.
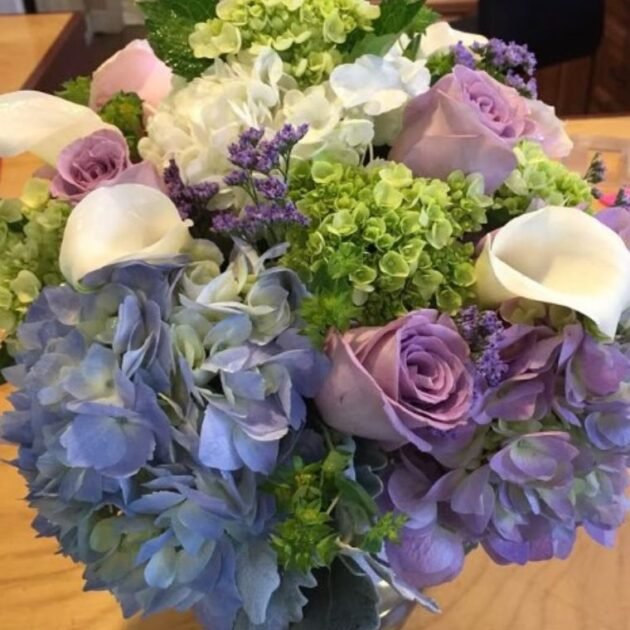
[597,206,630,249]
[562,332,629,409]
[254,176,288,200]
[451,41,476,69]
[164,159,219,221]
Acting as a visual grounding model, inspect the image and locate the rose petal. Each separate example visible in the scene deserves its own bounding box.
[315,332,405,444]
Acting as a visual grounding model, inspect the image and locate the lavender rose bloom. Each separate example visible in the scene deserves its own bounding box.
[597,206,630,249]
[390,65,568,193]
[51,129,163,202]
[316,310,474,449]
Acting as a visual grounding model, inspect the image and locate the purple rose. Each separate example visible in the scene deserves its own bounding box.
[390,66,542,192]
[315,310,474,449]
[597,207,630,249]
[51,129,163,202]
[474,324,562,423]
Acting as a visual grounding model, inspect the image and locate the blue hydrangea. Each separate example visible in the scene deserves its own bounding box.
[1,244,329,628]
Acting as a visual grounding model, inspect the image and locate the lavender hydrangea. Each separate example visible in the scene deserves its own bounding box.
[382,309,630,587]
[1,247,328,628]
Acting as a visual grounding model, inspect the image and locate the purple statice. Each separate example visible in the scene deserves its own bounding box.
[164,159,219,226]
[215,125,310,244]
[471,38,538,98]
[254,175,288,200]
[451,41,476,69]
[457,306,509,389]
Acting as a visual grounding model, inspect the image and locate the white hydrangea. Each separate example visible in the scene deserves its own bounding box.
[329,54,431,145]
[139,48,374,192]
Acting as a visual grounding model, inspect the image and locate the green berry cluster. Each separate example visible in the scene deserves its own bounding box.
[490,141,594,227]
[189,0,380,86]
[0,180,71,359]
[284,160,493,341]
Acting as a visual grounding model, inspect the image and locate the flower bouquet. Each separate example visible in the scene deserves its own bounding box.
[1,1,630,629]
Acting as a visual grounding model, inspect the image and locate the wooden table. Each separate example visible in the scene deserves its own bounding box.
[428,0,478,19]
[0,12,87,200]
[0,13,86,94]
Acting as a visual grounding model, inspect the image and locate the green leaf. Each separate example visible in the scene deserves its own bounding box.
[296,560,380,630]
[55,75,92,106]
[347,0,438,61]
[335,475,378,519]
[234,571,317,630]
[138,0,218,80]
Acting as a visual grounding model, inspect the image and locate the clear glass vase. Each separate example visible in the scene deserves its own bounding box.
[377,581,416,630]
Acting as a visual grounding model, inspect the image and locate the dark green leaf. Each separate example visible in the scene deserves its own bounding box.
[335,475,378,518]
[372,0,428,36]
[347,0,439,61]
[138,0,217,80]
[296,560,380,630]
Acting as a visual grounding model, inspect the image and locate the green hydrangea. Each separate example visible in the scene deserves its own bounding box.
[490,141,594,227]
[0,179,71,360]
[189,0,380,86]
[283,161,492,339]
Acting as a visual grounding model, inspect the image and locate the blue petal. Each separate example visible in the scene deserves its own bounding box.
[199,405,242,471]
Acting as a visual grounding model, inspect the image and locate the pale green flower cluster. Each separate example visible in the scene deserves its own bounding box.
[0,179,71,354]
[493,141,594,220]
[189,0,380,86]
[284,161,493,329]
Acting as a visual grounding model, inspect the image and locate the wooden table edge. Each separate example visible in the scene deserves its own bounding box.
[15,12,85,91]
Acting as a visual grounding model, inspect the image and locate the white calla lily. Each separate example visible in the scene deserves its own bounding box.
[475,206,630,338]
[59,184,192,286]
[0,91,112,164]
[419,22,488,58]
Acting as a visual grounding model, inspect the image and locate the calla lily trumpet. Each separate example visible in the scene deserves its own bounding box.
[59,184,192,286]
[0,91,111,164]
[475,206,630,337]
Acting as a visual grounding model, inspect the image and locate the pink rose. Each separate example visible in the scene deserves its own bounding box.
[89,40,173,113]
[316,310,474,449]
[390,66,570,193]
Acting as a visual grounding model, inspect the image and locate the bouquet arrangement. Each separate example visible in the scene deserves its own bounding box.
[1,1,630,629]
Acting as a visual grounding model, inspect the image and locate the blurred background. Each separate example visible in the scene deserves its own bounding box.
[0,0,628,117]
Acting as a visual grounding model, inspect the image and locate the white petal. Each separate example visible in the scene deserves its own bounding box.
[419,22,488,58]
[0,91,112,164]
[475,206,630,337]
[59,184,192,286]
[330,55,402,110]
